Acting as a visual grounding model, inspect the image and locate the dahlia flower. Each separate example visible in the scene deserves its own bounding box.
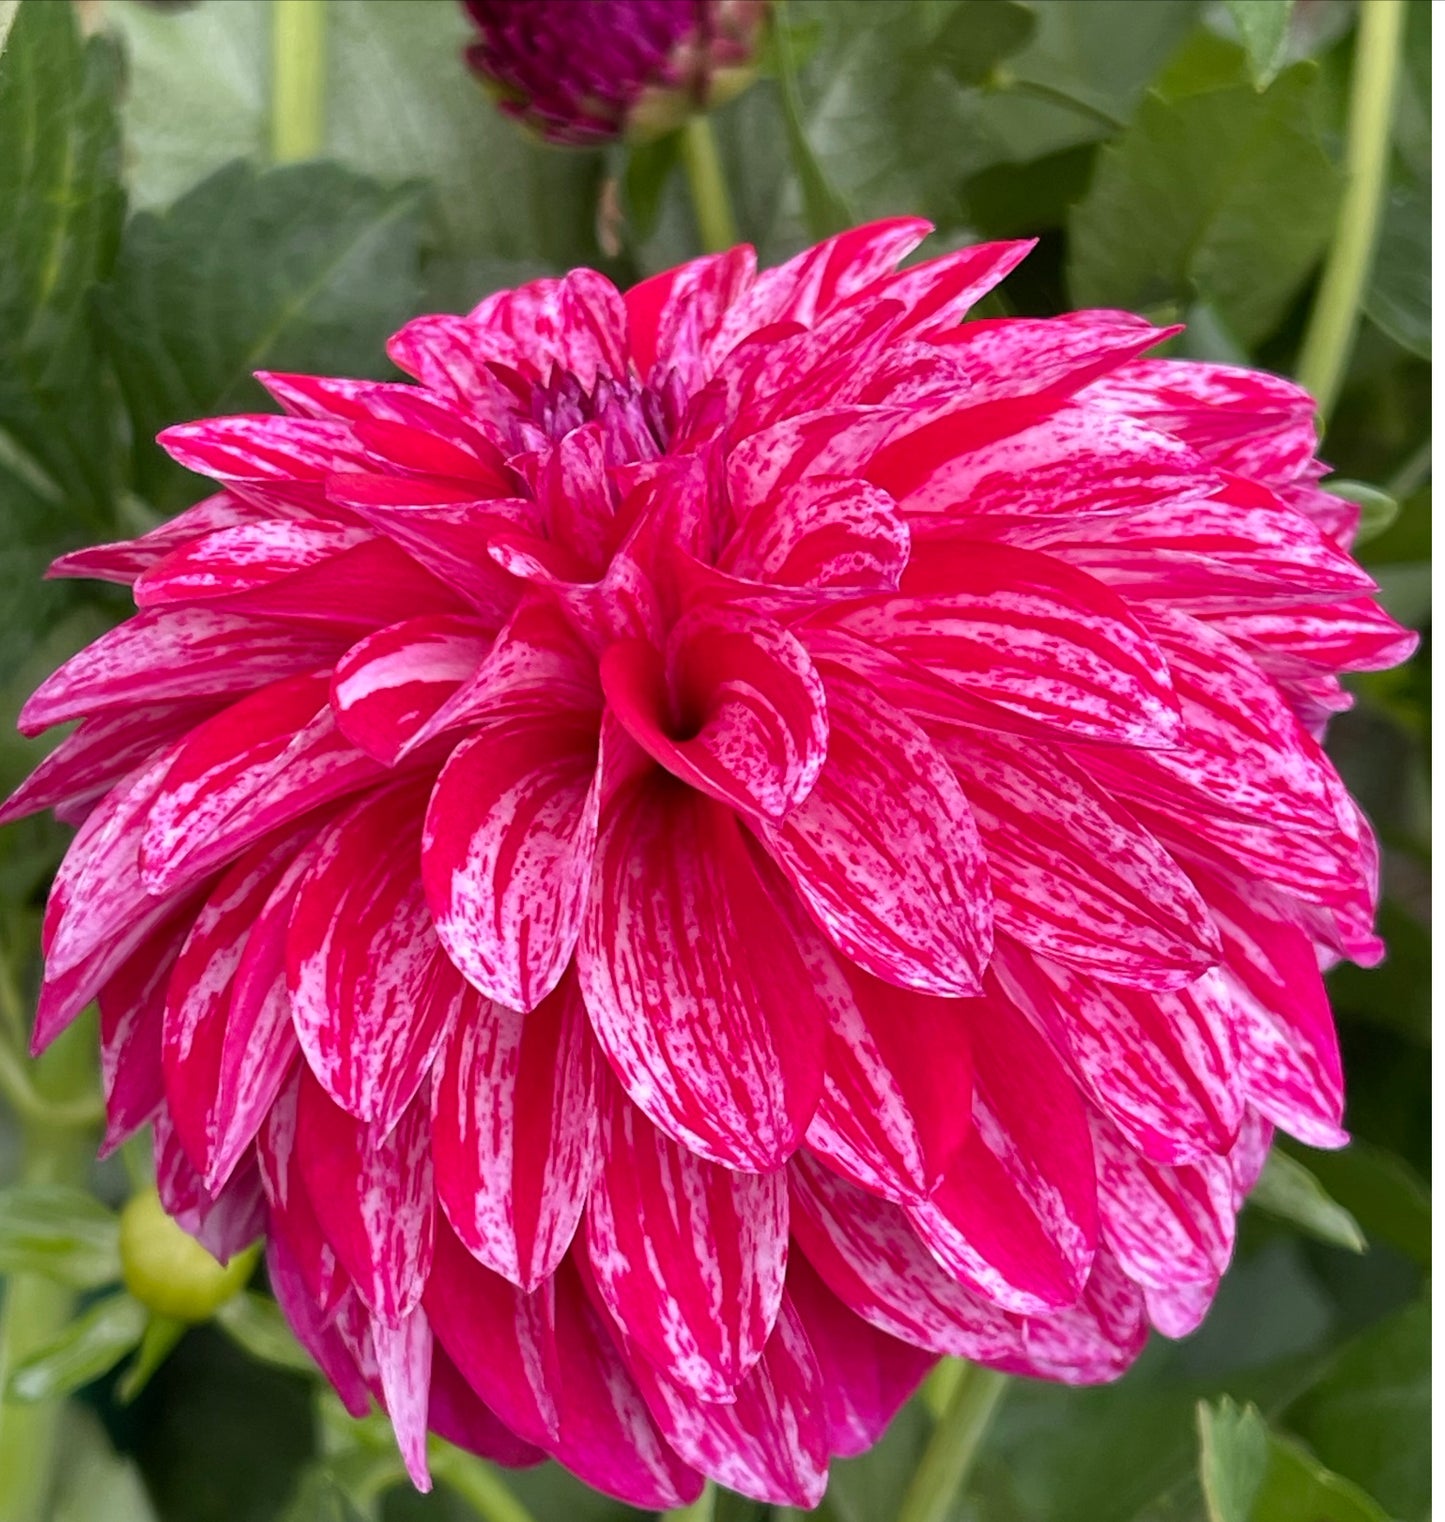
[8,219,1412,1507]
[462,0,768,146]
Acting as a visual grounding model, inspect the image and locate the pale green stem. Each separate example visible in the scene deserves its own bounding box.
[680,116,739,253]
[663,1479,717,1522]
[271,0,327,163]
[1386,436,1431,500]
[0,1018,102,1522]
[430,1445,540,1522]
[1296,0,1407,422]
[895,1363,1009,1522]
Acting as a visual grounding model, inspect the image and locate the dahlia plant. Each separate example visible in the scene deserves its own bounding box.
[4,218,1413,1508]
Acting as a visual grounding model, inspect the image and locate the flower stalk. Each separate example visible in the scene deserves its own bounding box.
[664,1480,717,1522]
[1296,0,1406,423]
[895,1362,1009,1522]
[0,1017,102,1522]
[271,0,327,163]
[680,115,739,253]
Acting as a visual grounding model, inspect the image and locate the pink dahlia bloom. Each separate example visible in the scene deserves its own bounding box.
[462,0,768,145]
[9,220,1414,1507]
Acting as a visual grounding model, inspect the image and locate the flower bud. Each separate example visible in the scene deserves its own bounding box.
[462,0,769,146]
[119,1190,257,1322]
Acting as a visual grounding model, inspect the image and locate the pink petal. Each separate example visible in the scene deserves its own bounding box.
[97,917,187,1155]
[578,779,826,1171]
[625,246,755,380]
[266,1235,370,1416]
[429,1343,545,1468]
[1013,474,1377,607]
[288,782,460,1128]
[908,990,1098,1314]
[787,1253,934,1458]
[18,608,350,737]
[138,675,383,897]
[933,311,1172,404]
[880,404,1219,527]
[993,947,1243,1166]
[726,408,906,514]
[1090,1113,1234,1289]
[547,1257,706,1510]
[133,521,371,610]
[803,947,974,1203]
[0,702,221,826]
[1018,1249,1148,1384]
[623,1293,830,1509]
[717,476,910,594]
[432,975,603,1291]
[1204,874,1346,1148]
[422,715,601,1012]
[162,837,300,1178]
[48,492,265,586]
[1080,358,1319,484]
[941,728,1220,989]
[808,539,1181,746]
[756,665,991,996]
[294,1072,435,1325]
[586,1096,788,1399]
[158,415,365,513]
[600,605,828,821]
[1144,1277,1218,1338]
[424,1221,563,1448]
[788,1154,1025,1363]
[330,614,496,766]
[256,1074,349,1316]
[851,239,1034,337]
[209,845,319,1190]
[375,1308,435,1490]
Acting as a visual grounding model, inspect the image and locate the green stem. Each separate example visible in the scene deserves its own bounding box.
[271,0,327,163]
[1296,0,1406,423]
[430,1445,540,1522]
[663,1479,717,1522]
[680,115,739,253]
[0,1018,101,1522]
[895,1363,1009,1522]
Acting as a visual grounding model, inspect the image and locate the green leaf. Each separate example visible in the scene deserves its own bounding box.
[934,0,1037,88]
[771,1,854,239]
[1248,1151,1367,1253]
[1253,1431,1392,1522]
[0,0,125,518]
[215,1291,318,1377]
[277,1471,372,1522]
[116,1313,187,1403]
[1326,480,1400,545]
[1224,1,1295,90]
[107,0,608,308]
[1068,42,1340,344]
[1366,172,1431,359]
[6,1292,146,1402]
[620,131,684,245]
[1285,1298,1430,1521]
[1294,1140,1430,1269]
[92,158,427,511]
[1197,1398,1269,1522]
[0,1183,122,1288]
[51,1407,160,1522]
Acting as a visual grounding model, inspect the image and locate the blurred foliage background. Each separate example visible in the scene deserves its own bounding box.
[0,0,1429,1520]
